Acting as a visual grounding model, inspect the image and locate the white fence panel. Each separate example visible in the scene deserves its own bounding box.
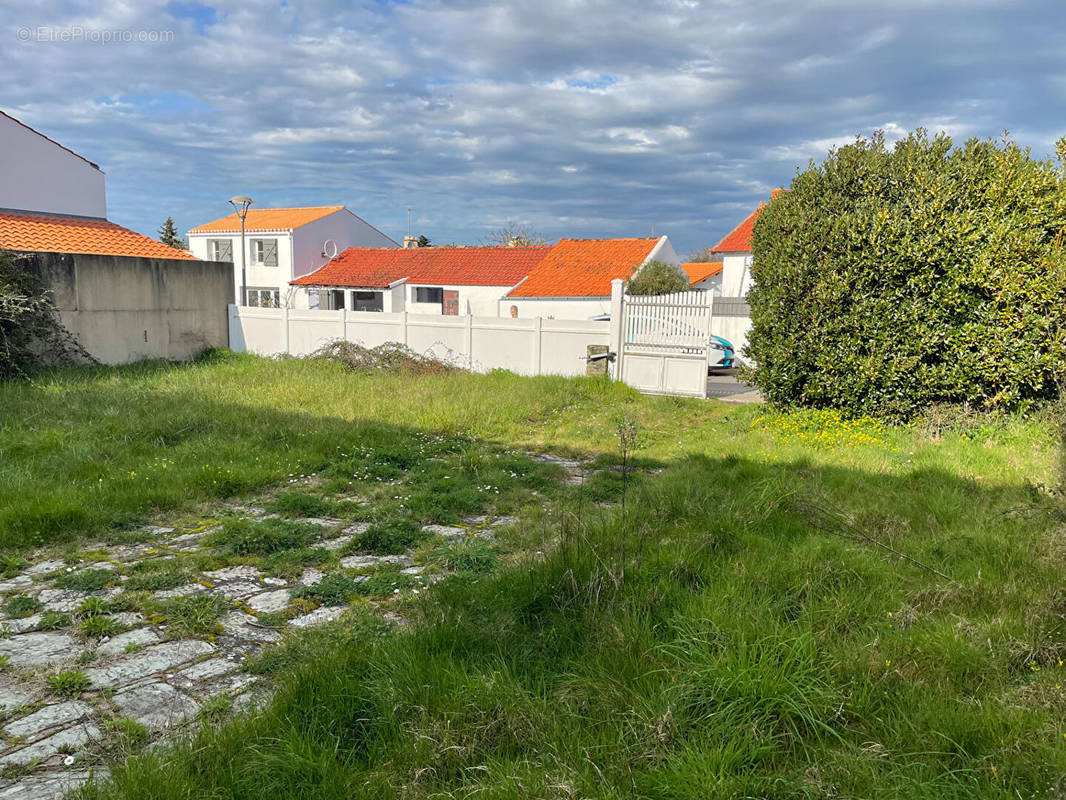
[227,305,610,380]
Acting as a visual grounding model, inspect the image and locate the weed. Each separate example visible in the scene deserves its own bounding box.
[353,567,420,597]
[77,596,111,617]
[355,518,427,555]
[155,594,228,637]
[124,562,190,592]
[47,670,89,698]
[105,717,149,752]
[427,538,499,573]
[292,574,365,606]
[123,642,144,654]
[80,615,121,638]
[32,612,70,631]
[0,556,27,579]
[54,568,117,591]
[0,655,9,670]
[267,491,338,519]
[4,595,40,618]
[198,695,232,722]
[208,518,319,556]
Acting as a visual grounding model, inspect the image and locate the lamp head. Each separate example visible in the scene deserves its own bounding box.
[228,195,253,220]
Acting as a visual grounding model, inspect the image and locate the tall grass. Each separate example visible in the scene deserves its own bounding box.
[79,442,1066,799]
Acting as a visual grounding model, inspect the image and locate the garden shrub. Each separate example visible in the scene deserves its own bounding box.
[747,129,1066,420]
[626,260,690,296]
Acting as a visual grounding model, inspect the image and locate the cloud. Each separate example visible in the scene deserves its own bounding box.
[1,0,1064,255]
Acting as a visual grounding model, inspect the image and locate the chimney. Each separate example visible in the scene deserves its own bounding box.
[403,235,418,248]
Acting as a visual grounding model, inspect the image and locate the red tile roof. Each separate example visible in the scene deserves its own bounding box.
[0,211,197,260]
[681,261,723,285]
[506,238,659,298]
[189,206,345,234]
[0,110,101,171]
[291,245,552,288]
[711,189,785,253]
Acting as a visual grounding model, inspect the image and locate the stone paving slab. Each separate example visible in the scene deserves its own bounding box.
[289,606,346,628]
[246,589,290,614]
[204,565,261,582]
[221,612,281,643]
[0,632,80,668]
[298,568,325,586]
[0,721,100,766]
[84,640,214,688]
[1,613,43,634]
[97,627,161,656]
[36,589,91,613]
[113,683,198,730]
[170,657,238,691]
[212,580,263,600]
[152,582,205,600]
[0,575,33,593]
[0,678,35,711]
[422,524,467,538]
[0,769,100,799]
[4,700,93,740]
[24,560,65,577]
[340,554,413,569]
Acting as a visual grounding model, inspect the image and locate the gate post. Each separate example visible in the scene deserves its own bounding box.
[610,279,625,380]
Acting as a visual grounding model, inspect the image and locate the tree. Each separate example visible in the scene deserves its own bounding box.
[625,260,690,295]
[486,222,547,247]
[417,235,431,247]
[746,129,1066,420]
[686,246,715,262]
[158,217,184,249]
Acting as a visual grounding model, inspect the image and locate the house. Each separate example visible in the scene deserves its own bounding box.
[711,189,784,296]
[681,260,723,292]
[0,110,229,363]
[503,235,683,319]
[187,206,397,308]
[290,245,552,315]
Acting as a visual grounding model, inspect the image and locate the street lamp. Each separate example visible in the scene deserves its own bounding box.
[229,195,253,305]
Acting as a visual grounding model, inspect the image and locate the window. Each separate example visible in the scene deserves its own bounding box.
[244,288,280,307]
[314,289,346,310]
[250,238,279,267]
[207,239,232,262]
[351,290,383,312]
[413,286,443,304]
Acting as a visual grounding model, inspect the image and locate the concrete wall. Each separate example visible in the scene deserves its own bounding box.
[0,113,107,219]
[18,251,233,364]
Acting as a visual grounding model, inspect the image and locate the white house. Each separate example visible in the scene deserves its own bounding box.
[188,206,398,308]
[0,110,107,220]
[290,244,552,315]
[681,260,723,293]
[503,235,684,319]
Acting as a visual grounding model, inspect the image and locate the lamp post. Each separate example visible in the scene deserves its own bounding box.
[229,195,253,305]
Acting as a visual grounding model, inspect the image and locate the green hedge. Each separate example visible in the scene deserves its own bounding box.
[746,130,1066,420]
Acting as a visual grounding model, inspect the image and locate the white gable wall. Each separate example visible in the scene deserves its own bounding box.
[292,210,398,282]
[0,113,107,218]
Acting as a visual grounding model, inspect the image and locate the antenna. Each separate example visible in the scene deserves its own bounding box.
[407,206,412,237]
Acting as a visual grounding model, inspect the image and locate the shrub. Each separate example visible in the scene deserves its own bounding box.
[4,595,40,618]
[747,129,1066,420]
[80,615,121,638]
[626,260,690,296]
[310,341,460,375]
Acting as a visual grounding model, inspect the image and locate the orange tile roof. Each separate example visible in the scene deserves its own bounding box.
[681,261,723,285]
[712,189,785,253]
[506,238,659,298]
[0,211,197,260]
[291,245,552,288]
[189,206,345,234]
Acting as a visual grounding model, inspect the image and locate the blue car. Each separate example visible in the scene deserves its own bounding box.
[708,335,735,370]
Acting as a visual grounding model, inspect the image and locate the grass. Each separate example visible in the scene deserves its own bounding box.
[54,568,118,592]
[353,518,427,555]
[3,595,40,618]
[2,355,1064,798]
[207,518,321,556]
[149,594,228,637]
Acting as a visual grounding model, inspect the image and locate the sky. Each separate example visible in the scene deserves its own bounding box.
[2,0,1066,256]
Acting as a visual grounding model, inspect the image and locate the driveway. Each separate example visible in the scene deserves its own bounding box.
[707,369,763,403]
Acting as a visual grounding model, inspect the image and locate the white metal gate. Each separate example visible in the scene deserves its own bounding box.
[615,286,713,397]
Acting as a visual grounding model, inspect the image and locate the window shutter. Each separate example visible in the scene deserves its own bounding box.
[264,240,278,267]
[220,240,233,262]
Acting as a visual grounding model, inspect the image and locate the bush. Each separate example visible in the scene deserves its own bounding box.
[747,129,1066,420]
[355,518,427,555]
[310,341,460,375]
[626,260,690,296]
[0,250,91,379]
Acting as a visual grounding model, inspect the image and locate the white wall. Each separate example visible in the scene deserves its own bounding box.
[502,296,613,320]
[189,231,294,308]
[407,283,511,316]
[0,113,107,218]
[292,210,398,282]
[229,306,611,379]
[719,252,753,296]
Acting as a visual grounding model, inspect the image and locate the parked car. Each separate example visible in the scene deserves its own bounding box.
[613,312,735,370]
